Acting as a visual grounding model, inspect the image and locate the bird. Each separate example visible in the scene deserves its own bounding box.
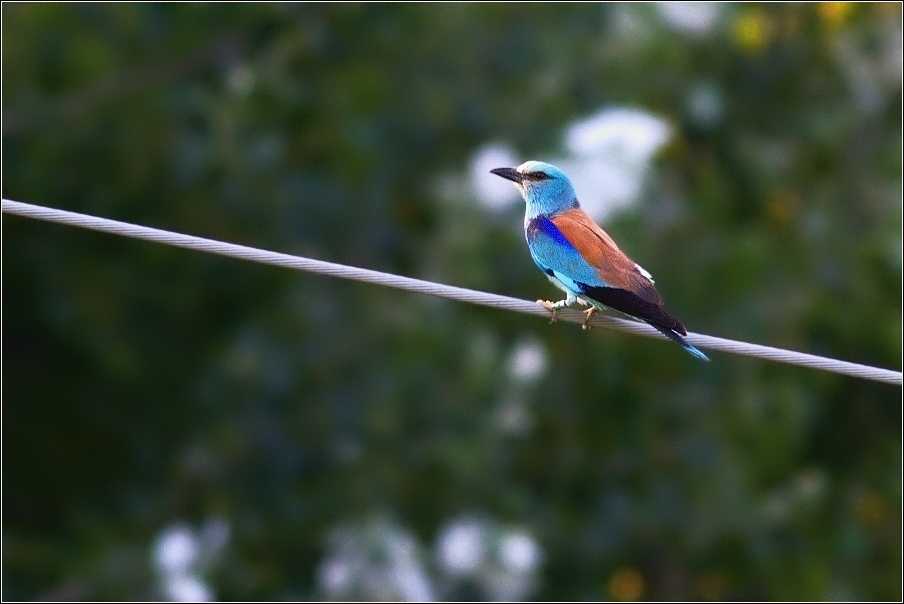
[490,160,709,361]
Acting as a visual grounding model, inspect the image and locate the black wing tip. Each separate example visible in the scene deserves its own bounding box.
[580,284,707,360]
[581,284,685,334]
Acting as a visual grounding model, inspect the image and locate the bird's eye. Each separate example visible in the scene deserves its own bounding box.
[533,171,550,180]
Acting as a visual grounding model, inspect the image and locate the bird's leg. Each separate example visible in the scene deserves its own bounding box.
[537,299,563,323]
[581,306,597,331]
[537,292,578,324]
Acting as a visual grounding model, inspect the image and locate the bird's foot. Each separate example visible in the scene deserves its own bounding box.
[537,299,565,324]
[581,307,597,331]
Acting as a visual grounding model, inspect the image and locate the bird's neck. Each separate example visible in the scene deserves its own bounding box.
[523,192,579,222]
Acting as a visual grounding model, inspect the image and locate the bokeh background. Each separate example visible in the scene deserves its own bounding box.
[3,3,901,601]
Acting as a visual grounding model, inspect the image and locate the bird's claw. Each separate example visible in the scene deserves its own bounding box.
[537,300,559,323]
[581,307,597,330]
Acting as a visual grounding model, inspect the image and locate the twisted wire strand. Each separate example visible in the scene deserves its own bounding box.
[4,198,901,386]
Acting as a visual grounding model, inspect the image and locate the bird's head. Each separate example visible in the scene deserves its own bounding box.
[490,160,578,217]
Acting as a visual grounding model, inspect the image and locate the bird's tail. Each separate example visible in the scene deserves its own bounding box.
[649,323,710,362]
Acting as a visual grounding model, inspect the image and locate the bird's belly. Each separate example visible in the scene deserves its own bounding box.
[545,273,574,296]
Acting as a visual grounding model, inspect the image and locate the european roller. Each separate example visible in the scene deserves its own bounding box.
[491,160,709,361]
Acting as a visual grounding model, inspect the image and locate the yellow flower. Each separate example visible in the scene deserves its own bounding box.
[735,10,769,52]
[609,567,645,601]
[818,2,853,27]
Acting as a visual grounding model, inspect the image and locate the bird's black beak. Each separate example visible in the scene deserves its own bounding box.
[490,167,523,184]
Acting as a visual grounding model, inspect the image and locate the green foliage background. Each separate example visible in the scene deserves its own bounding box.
[3,3,901,601]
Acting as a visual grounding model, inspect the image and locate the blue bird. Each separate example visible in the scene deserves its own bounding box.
[491,160,709,361]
